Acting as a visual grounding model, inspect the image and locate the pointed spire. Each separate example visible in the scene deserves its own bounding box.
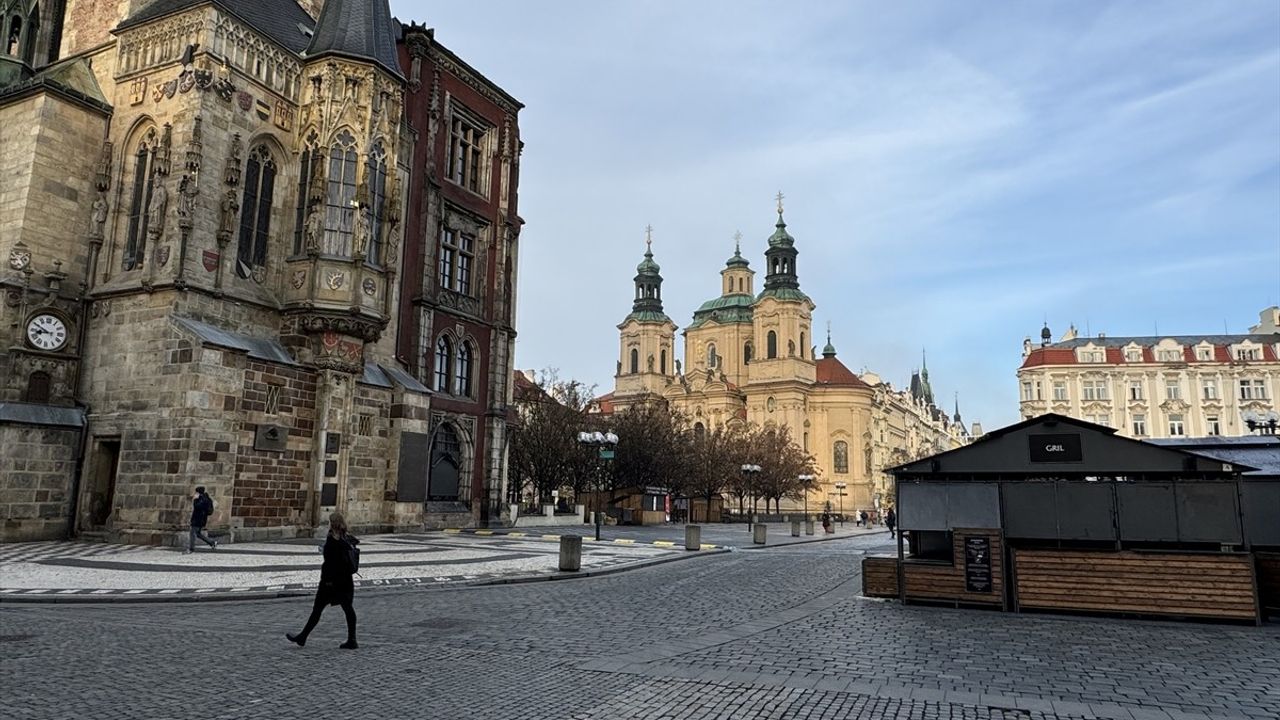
[726,230,750,268]
[953,392,963,423]
[822,321,837,358]
[636,225,659,276]
[305,0,403,78]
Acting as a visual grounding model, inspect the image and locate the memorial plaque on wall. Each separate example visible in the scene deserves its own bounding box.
[1028,433,1082,463]
[964,536,992,593]
[253,424,288,452]
[320,483,338,506]
[324,432,341,455]
[324,459,338,477]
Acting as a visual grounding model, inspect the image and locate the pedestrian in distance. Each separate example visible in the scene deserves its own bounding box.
[859,509,869,528]
[185,486,217,554]
[287,511,360,650]
[885,508,897,538]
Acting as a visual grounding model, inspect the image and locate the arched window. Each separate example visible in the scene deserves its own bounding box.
[237,144,275,270]
[743,342,753,364]
[693,422,706,441]
[455,341,472,397]
[833,440,849,474]
[324,129,358,255]
[293,131,319,254]
[24,371,50,404]
[707,343,718,368]
[434,336,452,393]
[767,331,777,359]
[799,333,805,359]
[122,130,157,270]
[629,348,639,374]
[738,278,743,293]
[365,142,388,264]
[660,349,667,375]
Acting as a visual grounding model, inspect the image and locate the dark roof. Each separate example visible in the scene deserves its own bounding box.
[175,317,298,365]
[305,0,403,78]
[1149,436,1280,478]
[117,0,316,54]
[0,403,86,428]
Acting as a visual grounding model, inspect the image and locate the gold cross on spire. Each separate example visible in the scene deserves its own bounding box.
[645,224,653,251]
[733,230,742,252]
[775,190,785,214]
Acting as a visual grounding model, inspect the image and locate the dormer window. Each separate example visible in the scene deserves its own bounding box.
[1195,345,1214,362]
[1123,347,1142,363]
[1156,349,1182,362]
[1236,347,1261,361]
[1078,348,1105,363]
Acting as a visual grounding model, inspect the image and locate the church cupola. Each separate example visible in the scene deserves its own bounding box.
[762,192,802,296]
[720,231,754,297]
[822,327,837,358]
[630,225,665,318]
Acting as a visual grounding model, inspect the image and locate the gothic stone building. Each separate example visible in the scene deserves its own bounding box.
[603,202,970,513]
[0,0,523,543]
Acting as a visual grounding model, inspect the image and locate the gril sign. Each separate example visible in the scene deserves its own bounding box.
[1029,433,1083,462]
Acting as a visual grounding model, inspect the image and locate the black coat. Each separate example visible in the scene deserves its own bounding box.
[315,534,356,606]
[190,494,213,527]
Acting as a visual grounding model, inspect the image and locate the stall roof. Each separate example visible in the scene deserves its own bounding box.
[1148,436,1280,479]
[890,413,1253,478]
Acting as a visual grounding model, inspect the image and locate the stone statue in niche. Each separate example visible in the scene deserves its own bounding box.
[647,355,654,372]
[219,190,240,237]
[675,359,682,375]
[147,181,168,235]
[177,175,195,225]
[352,208,371,257]
[89,195,108,238]
[304,205,323,253]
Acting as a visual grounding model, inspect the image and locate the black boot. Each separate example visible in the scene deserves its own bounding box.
[339,639,358,649]
[286,633,306,647]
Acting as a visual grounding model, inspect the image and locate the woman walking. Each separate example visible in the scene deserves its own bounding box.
[287,512,359,649]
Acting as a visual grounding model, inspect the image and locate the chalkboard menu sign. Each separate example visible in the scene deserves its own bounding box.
[964,536,992,593]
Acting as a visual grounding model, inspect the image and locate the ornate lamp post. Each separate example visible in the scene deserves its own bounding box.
[578,431,619,541]
[798,474,815,521]
[740,463,761,529]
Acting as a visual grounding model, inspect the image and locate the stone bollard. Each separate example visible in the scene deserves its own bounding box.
[575,504,586,523]
[685,524,702,551]
[791,519,801,537]
[559,534,582,572]
[543,504,555,518]
[805,520,815,536]
[753,523,767,545]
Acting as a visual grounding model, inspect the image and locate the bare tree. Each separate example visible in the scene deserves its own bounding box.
[508,369,596,507]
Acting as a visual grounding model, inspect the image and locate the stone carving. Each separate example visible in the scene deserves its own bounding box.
[89,195,109,238]
[9,241,31,270]
[362,278,376,296]
[291,270,306,289]
[675,359,682,375]
[202,251,219,271]
[94,142,112,193]
[304,206,324,253]
[177,175,196,228]
[300,315,385,343]
[647,355,655,372]
[219,190,240,237]
[437,289,480,317]
[146,181,168,236]
[224,133,242,186]
[155,245,170,267]
[352,209,371,258]
[325,270,346,290]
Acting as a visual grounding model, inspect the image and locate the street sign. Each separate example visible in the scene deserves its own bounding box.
[599,448,615,460]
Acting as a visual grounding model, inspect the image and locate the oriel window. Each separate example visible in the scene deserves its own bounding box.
[365,143,388,265]
[324,129,358,255]
[237,145,276,269]
[293,132,319,254]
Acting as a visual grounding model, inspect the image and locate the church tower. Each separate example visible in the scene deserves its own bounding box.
[614,228,676,409]
[748,193,815,387]
[682,233,756,387]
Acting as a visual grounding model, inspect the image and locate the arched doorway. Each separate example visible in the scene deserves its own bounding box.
[428,423,461,501]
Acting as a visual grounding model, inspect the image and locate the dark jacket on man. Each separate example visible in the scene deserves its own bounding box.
[191,493,213,528]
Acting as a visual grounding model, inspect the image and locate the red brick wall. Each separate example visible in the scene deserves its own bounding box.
[232,361,317,528]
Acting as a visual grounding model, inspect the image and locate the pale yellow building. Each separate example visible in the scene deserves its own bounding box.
[1017,307,1280,438]
[606,204,969,513]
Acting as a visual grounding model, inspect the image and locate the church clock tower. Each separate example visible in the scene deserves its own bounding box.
[749,194,815,386]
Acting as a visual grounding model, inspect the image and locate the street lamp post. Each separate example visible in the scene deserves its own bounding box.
[578,431,619,541]
[798,474,815,522]
[740,464,761,529]
[834,481,847,527]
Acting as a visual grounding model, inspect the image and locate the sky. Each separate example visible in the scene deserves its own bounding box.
[391,0,1280,429]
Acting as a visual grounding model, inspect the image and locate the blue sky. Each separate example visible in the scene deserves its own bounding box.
[391,1,1280,429]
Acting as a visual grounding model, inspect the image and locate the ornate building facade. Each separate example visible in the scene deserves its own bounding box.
[0,0,522,542]
[1018,307,1280,439]
[604,201,970,512]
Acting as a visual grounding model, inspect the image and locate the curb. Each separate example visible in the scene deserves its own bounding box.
[470,546,731,587]
[443,528,722,550]
[740,527,890,550]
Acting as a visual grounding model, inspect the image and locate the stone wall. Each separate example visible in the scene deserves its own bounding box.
[230,359,315,536]
[0,424,81,541]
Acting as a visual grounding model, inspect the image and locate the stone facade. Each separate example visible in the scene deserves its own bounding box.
[1,1,521,542]
[607,208,969,513]
[1018,307,1280,439]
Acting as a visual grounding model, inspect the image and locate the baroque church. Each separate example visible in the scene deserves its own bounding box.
[0,0,523,542]
[604,199,972,513]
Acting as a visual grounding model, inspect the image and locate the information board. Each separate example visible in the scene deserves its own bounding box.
[964,536,992,593]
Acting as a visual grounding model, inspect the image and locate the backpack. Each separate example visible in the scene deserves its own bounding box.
[343,535,360,575]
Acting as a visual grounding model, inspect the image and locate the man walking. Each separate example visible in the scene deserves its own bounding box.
[186,486,218,554]
[885,508,897,538]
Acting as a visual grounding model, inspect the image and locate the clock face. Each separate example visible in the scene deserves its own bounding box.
[26,314,68,352]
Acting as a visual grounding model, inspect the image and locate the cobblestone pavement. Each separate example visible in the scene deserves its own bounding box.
[3,534,1276,720]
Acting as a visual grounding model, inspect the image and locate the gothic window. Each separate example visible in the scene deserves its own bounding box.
[24,371,50,404]
[833,440,849,474]
[629,348,639,374]
[707,343,718,368]
[122,131,157,270]
[237,145,275,269]
[436,422,460,459]
[438,227,476,295]
[660,349,667,374]
[744,342,753,364]
[455,341,473,397]
[365,142,388,265]
[767,331,777,359]
[324,129,358,255]
[434,335,452,393]
[293,132,318,254]
[447,106,488,194]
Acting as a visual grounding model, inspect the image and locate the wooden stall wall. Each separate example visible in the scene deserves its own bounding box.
[1014,550,1260,622]
[862,556,899,598]
[901,529,1004,608]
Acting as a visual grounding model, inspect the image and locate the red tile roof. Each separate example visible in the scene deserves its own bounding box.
[815,357,872,388]
[1020,349,1077,368]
